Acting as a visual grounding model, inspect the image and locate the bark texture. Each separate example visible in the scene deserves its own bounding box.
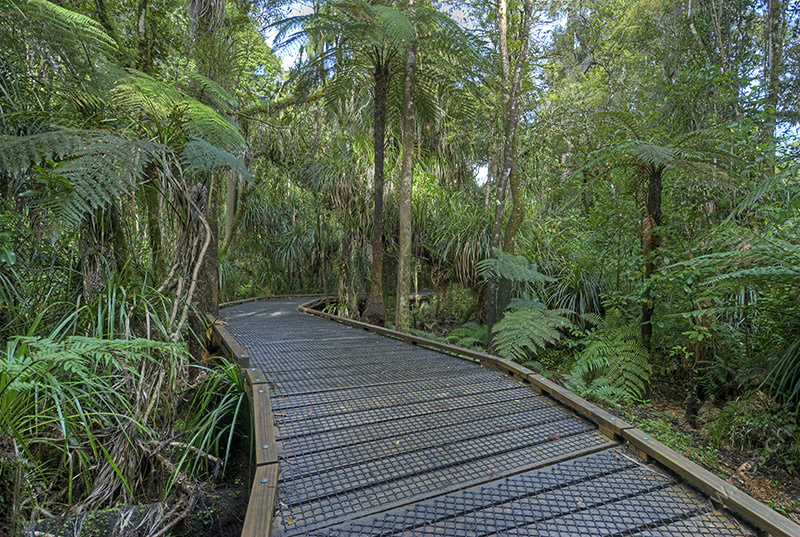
[363,60,390,325]
[395,1,416,332]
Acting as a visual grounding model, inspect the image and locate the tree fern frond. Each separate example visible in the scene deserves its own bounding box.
[182,72,237,113]
[0,129,158,225]
[112,71,246,152]
[571,319,651,402]
[477,248,554,286]
[180,139,250,180]
[18,0,117,54]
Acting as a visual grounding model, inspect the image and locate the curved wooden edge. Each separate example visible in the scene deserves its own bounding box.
[207,313,250,368]
[298,297,800,537]
[208,314,279,537]
[220,294,322,308]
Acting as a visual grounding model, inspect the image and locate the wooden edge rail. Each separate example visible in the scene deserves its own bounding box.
[206,313,250,368]
[298,298,800,537]
[220,294,322,308]
[296,299,631,440]
[208,314,278,537]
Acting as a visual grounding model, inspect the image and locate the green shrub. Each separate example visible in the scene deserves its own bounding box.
[708,393,799,475]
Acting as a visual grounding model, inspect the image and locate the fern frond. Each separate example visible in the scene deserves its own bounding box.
[493,307,572,363]
[0,129,158,225]
[19,0,117,54]
[112,71,246,152]
[181,139,250,179]
[570,320,651,402]
[477,248,553,286]
[182,72,237,113]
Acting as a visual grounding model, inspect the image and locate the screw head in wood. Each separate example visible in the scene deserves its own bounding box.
[260,478,269,483]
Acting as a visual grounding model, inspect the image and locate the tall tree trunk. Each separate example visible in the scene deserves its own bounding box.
[395,1,416,332]
[487,0,534,347]
[186,0,225,351]
[762,0,785,165]
[223,170,237,247]
[136,0,151,73]
[641,166,663,351]
[363,60,390,325]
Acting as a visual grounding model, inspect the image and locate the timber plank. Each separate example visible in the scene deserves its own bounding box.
[241,463,278,537]
[251,383,278,466]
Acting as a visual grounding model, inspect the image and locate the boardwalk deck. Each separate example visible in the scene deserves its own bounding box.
[217,297,797,537]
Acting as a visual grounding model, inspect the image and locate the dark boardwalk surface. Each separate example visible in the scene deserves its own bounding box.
[220,298,757,537]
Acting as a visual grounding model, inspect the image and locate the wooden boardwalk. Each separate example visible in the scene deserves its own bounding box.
[214,297,800,537]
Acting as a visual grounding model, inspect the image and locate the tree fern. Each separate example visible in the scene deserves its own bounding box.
[477,248,553,287]
[493,305,573,363]
[10,0,118,55]
[112,70,246,152]
[181,139,250,179]
[444,321,487,349]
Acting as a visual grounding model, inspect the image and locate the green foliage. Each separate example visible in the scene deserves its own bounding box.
[181,139,251,179]
[493,304,572,363]
[564,312,651,406]
[633,414,722,470]
[112,70,247,153]
[477,248,554,297]
[0,129,157,226]
[175,358,249,485]
[0,334,186,510]
[444,321,487,350]
[708,394,800,475]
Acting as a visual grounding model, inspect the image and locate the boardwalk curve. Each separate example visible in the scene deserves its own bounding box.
[213,297,800,537]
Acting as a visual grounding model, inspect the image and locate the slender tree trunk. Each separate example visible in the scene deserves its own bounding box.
[363,60,390,325]
[762,0,785,165]
[395,2,416,332]
[187,0,224,349]
[487,0,534,346]
[641,166,663,351]
[224,170,237,246]
[109,204,129,275]
[136,0,151,73]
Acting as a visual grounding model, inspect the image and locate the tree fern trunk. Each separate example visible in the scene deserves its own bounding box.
[364,60,390,325]
[641,166,663,350]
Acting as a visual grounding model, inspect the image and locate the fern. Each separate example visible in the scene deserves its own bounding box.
[565,316,651,406]
[0,129,158,225]
[112,70,246,153]
[444,321,487,349]
[477,248,553,286]
[15,0,117,55]
[493,306,573,363]
[181,139,250,179]
[183,72,237,113]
